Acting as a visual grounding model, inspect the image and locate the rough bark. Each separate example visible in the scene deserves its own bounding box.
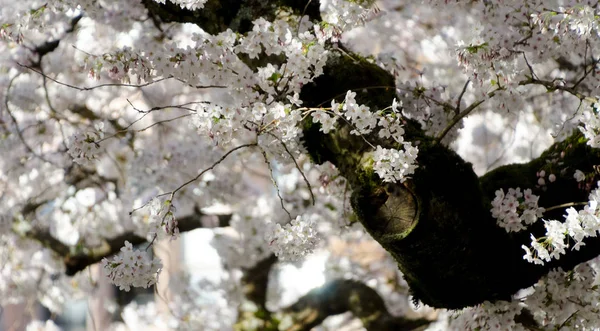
[300,54,600,309]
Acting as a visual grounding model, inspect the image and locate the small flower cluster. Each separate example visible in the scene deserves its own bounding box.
[522,221,568,264]
[532,5,599,39]
[265,215,320,261]
[452,262,600,330]
[319,0,377,41]
[311,93,419,183]
[313,91,381,135]
[579,103,600,148]
[86,47,153,83]
[101,241,162,292]
[147,198,179,241]
[395,82,460,143]
[66,123,105,167]
[450,300,524,331]
[377,99,405,143]
[491,188,544,232]
[523,183,600,265]
[153,0,207,10]
[525,263,600,328]
[536,170,556,186]
[372,145,418,183]
[342,91,378,135]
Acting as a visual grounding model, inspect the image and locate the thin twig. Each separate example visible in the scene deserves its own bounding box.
[544,201,588,212]
[4,74,59,166]
[170,142,258,198]
[435,91,497,144]
[259,146,293,221]
[455,79,471,115]
[264,131,316,206]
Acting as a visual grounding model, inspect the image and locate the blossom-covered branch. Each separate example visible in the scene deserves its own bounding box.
[26,209,232,275]
[300,50,600,309]
[141,0,321,34]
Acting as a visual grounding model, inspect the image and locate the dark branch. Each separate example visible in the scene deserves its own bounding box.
[31,14,82,64]
[234,255,279,328]
[283,279,431,331]
[299,50,600,309]
[241,254,278,310]
[141,0,321,34]
[25,210,232,276]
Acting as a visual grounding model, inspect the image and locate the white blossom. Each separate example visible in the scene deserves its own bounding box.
[265,215,320,261]
[101,241,162,292]
[490,188,544,232]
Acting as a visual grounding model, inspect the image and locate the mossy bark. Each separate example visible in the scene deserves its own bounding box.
[140,0,600,310]
[301,54,600,309]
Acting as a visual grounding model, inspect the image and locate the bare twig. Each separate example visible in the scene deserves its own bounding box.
[259,146,294,221]
[263,131,316,206]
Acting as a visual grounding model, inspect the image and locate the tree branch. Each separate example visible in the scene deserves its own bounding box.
[241,254,278,310]
[141,0,321,34]
[282,279,431,331]
[234,255,279,329]
[299,50,600,309]
[25,209,232,276]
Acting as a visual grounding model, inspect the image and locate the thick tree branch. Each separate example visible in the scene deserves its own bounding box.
[141,0,321,34]
[282,279,431,331]
[299,52,600,309]
[30,14,82,66]
[234,255,279,329]
[25,209,232,276]
[241,254,278,310]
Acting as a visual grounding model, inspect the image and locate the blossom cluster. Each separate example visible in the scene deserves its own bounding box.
[152,0,207,11]
[318,0,375,42]
[452,261,600,330]
[147,198,179,241]
[101,241,162,292]
[311,92,419,183]
[525,263,600,328]
[451,299,524,331]
[579,103,600,148]
[372,145,418,183]
[265,215,320,261]
[86,46,153,83]
[523,183,600,265]
[490,188,544,232]
[532,5,599,39]
[66,123,105,167]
